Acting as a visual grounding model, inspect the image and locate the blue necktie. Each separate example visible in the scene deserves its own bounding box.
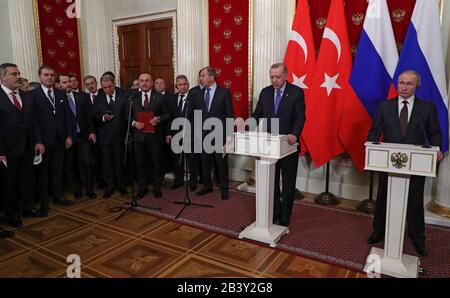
[274,89,282,114]
[204,88,211,112]
[68,94,80,133]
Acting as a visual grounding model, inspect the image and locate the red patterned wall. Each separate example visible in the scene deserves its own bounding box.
[36,0,82,83]
[309,0,415,55]
[208,0,249,118]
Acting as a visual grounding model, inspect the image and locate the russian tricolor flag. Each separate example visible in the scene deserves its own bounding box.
[339,0,398,171]
[393,0,449,152]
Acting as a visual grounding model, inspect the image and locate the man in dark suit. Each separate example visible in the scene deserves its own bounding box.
[367,70,443,257]
[247,63,305,226]
[131,73,170,199]
[166,75,199,191]
[188,71,205,185]
[93,75,128,198]
[194,67,234,200]
[59,74,96,199]
[83,75,104,189]
[153,78,173,179]
[0,63,46,227]
[31,65,75,215]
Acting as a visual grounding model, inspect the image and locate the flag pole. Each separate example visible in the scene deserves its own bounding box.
[356,171,376,213]
[314,162,339,205]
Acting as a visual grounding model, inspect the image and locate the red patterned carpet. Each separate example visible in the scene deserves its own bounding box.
[134,187,450,278]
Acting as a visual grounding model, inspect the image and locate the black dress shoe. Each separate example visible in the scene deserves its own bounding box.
[135,190,148,200]
[54,197,74,206]
[413,241,428,257]
[87,192,97,199]
[39,209,49,217]
[279,219,290,227]
[367,230,385,244]
[221,193,229,200]
[119,189,128,196]
[154,191,162,198]
[103,191,113,199]
[170,182,183,190]
[74,192,82,199]
[0,230,14,238]
[196,188,213,196]
[22,209,44,218]
[6,217,23,228]
[190,184,197,192]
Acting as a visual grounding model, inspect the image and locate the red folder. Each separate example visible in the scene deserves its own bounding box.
[136,112,155,133]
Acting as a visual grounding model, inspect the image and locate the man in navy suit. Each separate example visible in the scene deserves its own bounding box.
[59,74,97,200]
[0,63,46,227]
[249,63,306,226]
[194,67,234,200]
[166,75,199,191]
[31,65,75,215]
[130,73,171,199]
[93,75,128,198]
[367,70,444,257]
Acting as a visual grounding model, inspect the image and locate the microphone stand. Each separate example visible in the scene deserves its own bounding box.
[356,171,376,214]
[173,96,214,219]
[116,93,161,221]
[314,161,340,205]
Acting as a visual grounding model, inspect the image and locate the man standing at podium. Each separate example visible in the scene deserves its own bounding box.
[367,70,443,257]
[249,63,305,226]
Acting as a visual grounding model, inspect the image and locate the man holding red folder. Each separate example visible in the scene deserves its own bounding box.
[130,73,170,198]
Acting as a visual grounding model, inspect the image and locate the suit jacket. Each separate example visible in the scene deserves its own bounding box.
[367,97,442,147]
[66,92,95,140]
[192,84,234,140]
[93,89,128,145]
[0,88,40,157]
[166,92,197,137]
[130,91,171,144]
[251,82,306,139]
[30,86,73,147]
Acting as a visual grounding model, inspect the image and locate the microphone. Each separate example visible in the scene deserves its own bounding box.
[371,121,385,145]
[418,117,431,148]
[127,89,139,101]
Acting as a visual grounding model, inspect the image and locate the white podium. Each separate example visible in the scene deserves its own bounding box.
[363,141,439,278]
[233,132,298,247]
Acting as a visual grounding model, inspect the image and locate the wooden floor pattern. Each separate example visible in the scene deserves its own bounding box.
[0,187,367,278]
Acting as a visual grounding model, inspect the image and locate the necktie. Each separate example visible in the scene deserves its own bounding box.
[109,95,115,107]
[400,100,408,137]
[178,94,185,114]
[68,94,80,133]
[91,94,96,104]
[47,89,55,105]
[274,89,283,114]
[143,93,149,109]
[204,88,211,112]
[11,91,22,112]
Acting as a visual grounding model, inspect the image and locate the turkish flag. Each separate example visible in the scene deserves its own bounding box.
[283,0,315,156]
[302,0,351,168]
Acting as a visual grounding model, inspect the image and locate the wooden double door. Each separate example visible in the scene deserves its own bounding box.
[117,19,174,92]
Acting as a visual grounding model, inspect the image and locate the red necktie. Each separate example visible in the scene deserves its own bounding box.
[11,91,22,112]
[91,94,96,103]
[143,93,149,109]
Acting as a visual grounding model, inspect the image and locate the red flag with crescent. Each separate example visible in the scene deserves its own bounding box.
[283,0,315,156]
[302,0,351,167]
